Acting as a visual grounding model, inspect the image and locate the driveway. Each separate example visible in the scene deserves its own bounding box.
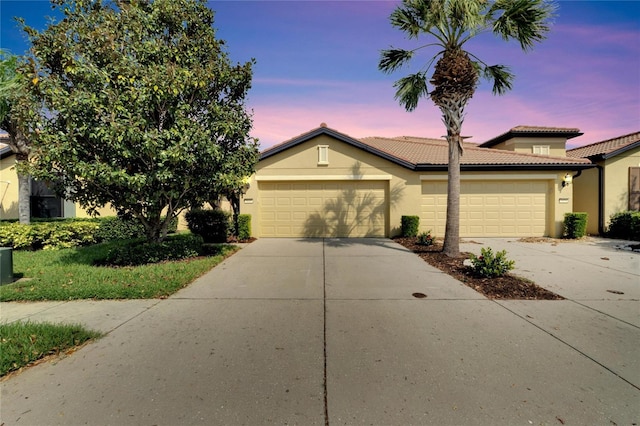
[1,238,638,425]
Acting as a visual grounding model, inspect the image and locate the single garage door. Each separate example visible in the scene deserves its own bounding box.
[259,181,387,237]
[421,180,548,237]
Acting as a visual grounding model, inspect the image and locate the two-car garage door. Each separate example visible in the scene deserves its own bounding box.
[259,181,387,237]
[256,179,550,238]
[421,180,549,237]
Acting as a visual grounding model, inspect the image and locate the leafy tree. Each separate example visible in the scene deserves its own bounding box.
[0,51,32,224]
[379,0,555,257]
[20,0,258,242]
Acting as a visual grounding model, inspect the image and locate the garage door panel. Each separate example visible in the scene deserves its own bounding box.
[421,180,548,237]
[259,181,387,238]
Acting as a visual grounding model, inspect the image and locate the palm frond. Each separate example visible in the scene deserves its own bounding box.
[491,0,556,51]
[393,72,429,112]
[482,64,514,95]
[390,3,424,39]
[378,48,414,74]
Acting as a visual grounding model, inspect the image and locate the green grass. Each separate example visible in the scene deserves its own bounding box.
[0,321,102,376]
[0,242,239,301]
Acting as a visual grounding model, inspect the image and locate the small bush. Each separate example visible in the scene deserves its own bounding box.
[563,212,588,239]
[94,216,146,241]
[417,230,434,246]
[401,216,420,237]
[237,214,251,240]
[607,211,640,241]
[185,209,230,243]
[96,233,204,267]
[468,247,515,278]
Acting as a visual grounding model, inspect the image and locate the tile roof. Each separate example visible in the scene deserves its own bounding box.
[479,125,583,148]
[360,136,592,167]
[566,131,640,159]
[261,125,593,170]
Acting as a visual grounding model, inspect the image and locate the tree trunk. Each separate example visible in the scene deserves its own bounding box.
[442,134,461,257]
[16,155,30,225]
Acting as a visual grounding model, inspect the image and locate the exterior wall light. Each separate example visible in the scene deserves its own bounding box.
[562,173,573,187]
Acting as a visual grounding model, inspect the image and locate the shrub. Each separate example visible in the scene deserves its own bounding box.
[96,233,204,266]
[94,216,178,242]
[563,212,588,239]
[607,211,640,241]
[237,214,251,240]
[0,221,99,250]
[468,247,515,278]
[94,216,146,241]
[401,215,420,237]
[185,209,230,243]
[417,230,434,246]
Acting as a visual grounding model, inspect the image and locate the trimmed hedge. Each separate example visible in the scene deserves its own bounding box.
[607,211,640,241]
[0,216,179,250]
[237,214,251,240]
[95,233,205,267]
[0,221,99,250]
[563,212,588,239]
[401,215,420,237]
[185,209,230,243]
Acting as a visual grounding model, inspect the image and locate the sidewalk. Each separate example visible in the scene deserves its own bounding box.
[1,238,638,425]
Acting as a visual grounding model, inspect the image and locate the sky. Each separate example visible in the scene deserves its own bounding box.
[1,0,639,150]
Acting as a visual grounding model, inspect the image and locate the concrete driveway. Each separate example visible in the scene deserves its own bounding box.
[1,238,638,425]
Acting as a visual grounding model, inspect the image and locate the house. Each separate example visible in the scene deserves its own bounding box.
[240,124,594,239]
[567,132,640,235]
[0,136,114,220]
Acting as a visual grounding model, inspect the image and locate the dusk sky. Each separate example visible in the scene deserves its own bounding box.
[1,0,638,150]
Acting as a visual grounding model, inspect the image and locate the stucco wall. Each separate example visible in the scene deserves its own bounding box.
[0,155,20,220]
[572,167,600,235]
[604,147,640,228]
[491,136,568,157]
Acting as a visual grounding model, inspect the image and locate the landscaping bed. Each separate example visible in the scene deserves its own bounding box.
[394,237,564,300]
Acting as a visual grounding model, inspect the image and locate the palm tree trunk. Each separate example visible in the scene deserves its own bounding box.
[442,134,461,257]
[16,154,30,225]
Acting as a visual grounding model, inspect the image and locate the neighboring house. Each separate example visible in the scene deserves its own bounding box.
[567,131,640,235]
[240,124,593,239]
[0,136,114,220]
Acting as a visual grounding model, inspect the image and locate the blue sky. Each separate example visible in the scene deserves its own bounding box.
[1,0,639,149]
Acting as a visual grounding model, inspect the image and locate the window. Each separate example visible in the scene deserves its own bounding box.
[30,178,63,218]
[318,145,329,165]
[532,145,550,155]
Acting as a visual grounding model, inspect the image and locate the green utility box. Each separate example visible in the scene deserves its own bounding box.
[0,247,13,285]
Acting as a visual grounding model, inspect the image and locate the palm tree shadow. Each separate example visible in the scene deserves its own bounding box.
[303,162,403,240]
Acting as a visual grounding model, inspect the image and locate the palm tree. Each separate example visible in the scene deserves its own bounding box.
[379,0,556,257]
[0,51,31,224]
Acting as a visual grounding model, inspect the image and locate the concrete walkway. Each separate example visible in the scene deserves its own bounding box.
[1,238,638,425]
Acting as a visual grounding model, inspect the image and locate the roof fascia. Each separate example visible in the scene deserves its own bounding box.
[259,127,416,170]
[415,163,596,172]
[601,140,640,160]
[0,146,13,160]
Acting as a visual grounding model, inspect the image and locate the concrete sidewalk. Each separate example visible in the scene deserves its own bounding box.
[1,238,638,425]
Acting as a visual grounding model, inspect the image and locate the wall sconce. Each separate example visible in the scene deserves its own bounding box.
[562,173,573,187]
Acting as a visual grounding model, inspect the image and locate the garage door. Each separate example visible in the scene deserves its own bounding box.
[421,180,548,237]
[259,181,387,237]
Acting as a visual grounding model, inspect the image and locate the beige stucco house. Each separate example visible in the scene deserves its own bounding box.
[567,132,640,235]
[0,138,113,220]
[241,124,593,239]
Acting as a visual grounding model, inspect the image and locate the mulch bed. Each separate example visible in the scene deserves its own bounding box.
[393,237,564,300]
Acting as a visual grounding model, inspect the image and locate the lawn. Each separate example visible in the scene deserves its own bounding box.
[0,242,239,301]
[0,321,102,376]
